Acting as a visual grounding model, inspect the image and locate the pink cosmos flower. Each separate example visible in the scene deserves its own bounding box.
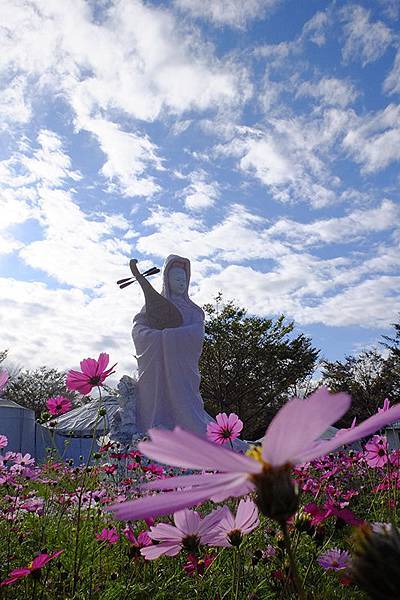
[0,370,8,392]
[207,413,243,445]
[95,527,119,544]
[212,499,259,547]
[12,453,35,467]
[0,435,8,449]
[46,396,73,416]
[66,353,117,395]
[364,435,388,468]
[0,551,64,586]
[109,387,400,523]
[317,548,351,571]
[124,526,152,550]
[140,507,226,560]
[378,398,391,413]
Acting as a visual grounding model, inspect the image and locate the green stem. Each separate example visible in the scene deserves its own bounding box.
[281,521,306,600]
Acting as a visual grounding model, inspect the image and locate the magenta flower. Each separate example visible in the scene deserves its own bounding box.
[0,370,8,393]
[0,435,8,449]
[212,499,259,547]
[0,551,64,586]
[109,387,400,523]
[364,435,388,468]
[318,548,351,571]
[207,413,243,445]
[46,396,73,416]
[140,507,226,560]
[66,353,117,395]
[95,527,119,544]
[378,398,391,413]
[124,526,152,548]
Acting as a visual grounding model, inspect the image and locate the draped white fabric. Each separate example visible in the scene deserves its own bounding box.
[132,255,212,436]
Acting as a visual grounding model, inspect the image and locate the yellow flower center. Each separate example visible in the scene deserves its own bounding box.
[246,445,266,465]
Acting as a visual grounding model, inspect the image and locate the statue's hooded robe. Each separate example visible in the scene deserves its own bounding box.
[132,254,210,435]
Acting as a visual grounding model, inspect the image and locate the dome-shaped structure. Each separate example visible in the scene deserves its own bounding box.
[43,396,119,438]
[0,397,36,455]
[36,396,120,464]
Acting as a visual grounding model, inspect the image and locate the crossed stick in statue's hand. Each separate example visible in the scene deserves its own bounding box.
[117,259,160,289]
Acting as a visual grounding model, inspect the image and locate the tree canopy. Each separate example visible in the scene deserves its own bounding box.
[321,318,400,426]
[2,365,80,417]
[199,295,319,440]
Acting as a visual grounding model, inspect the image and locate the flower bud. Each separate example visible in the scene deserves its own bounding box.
[352,524,400,599]
[253,465,299,523]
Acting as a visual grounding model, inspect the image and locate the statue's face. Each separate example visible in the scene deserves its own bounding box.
[168,267,187,295]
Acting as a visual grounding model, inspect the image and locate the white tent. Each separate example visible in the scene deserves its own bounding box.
[37,397,120,464]
[0,397,36,455]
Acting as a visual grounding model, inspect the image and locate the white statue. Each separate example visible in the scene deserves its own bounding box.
[132,255,211,435]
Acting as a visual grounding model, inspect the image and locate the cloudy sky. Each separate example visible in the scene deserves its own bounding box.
[1,0,400,379]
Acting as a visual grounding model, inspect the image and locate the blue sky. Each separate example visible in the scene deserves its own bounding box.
[1,0,399,378]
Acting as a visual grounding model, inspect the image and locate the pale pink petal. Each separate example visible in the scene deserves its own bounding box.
[234,499,259,533]
[199,506,230,537]
[139,427,261,473]
[227,414,243,434]
[148,523,183,542]
[215,508,235,533]
[141,472,243,491]
[210,477,254,502]
[173,509,201,535]
[216,413,229,428]
[109,475,250,521]
[140,543,181,560]
[96,353,110,375]
[297,403,400,464]
[262,388,351,467]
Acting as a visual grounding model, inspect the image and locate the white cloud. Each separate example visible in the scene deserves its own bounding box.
[0,0,247,120]
[0,277,141,379]
[270,200,400,247]
[296,77,358,107]
[341,5,392,66]
[0,75,32,129]
[173,0,280,28]
[299,276,400,327]
[181,170,220,210]
[343,104,400,172]
[384,49,400,95]
[214,110,353,206]
[301,10,330,46]
[1,129,136,288]
[81,118,163,198]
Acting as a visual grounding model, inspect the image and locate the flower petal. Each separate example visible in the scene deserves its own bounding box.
[297,403,400,463]
[80,358,98,377]
[262,388,351,467]
[140,543,181,560]
[234,499,259,533]
[173,509,201,535]
[96,352,110,375]
[139,427,261,473]
[109,474,250,521]
[148,523,183,542]
[141,472,242,491]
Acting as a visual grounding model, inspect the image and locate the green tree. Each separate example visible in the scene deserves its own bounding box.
[199,295,319,440]
[0,349,8,366]
[381,314,400,359]
[3,366,81,417]
[321,348,400,427]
